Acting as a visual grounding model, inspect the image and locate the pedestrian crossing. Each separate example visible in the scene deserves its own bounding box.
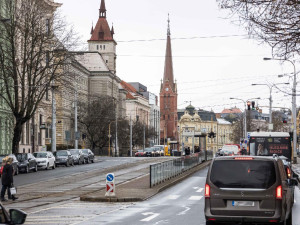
[165,186,204,201]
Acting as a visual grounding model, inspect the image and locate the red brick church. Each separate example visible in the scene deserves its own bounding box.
[160,16,178,145]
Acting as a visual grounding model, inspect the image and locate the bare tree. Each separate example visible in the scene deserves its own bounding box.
[217,0,300,58]
[0,0,78,153]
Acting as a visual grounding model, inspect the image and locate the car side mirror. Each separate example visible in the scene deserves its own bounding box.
[9,208,27,224]
[287,178,298,186]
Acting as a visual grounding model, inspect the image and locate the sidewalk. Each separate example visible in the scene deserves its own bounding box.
[80,161,211,202]
[292,157,300,176]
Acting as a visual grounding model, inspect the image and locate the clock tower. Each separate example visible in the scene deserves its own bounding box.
[160,15,178,144]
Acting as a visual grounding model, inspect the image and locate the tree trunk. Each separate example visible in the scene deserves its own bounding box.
[12,120,24,154]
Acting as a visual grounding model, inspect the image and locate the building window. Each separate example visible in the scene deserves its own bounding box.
[46,51,49,67]
[106,60,108,63]
[103,45,105,50]
[46,86,49,100]
[100,45,102,50]
[97,45,99,50]
[46,19,50,36]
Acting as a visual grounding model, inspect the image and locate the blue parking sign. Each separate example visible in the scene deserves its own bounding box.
[106,173,114,182]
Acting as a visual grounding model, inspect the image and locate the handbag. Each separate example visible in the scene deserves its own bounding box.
[10,186,16,195]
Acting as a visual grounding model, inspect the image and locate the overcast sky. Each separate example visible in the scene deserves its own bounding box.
[57,0,297,113]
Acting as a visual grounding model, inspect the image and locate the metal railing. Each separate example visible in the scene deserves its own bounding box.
[150,150,213,187]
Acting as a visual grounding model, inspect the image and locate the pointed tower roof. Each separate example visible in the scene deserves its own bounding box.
[90,0,115,42]
[163,14,175,89]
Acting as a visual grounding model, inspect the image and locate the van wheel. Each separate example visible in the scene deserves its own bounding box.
[206,221,219,225]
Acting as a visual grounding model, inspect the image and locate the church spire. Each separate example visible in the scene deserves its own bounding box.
[163,14,174,87]
[99,0,106,18]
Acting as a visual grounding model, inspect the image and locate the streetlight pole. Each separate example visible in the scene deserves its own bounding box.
[263,57,297,163]
[51,84,57,153]
[230,97,260,140]
[252,83,289,131]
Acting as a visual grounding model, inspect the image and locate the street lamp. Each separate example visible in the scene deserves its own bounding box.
[230,97,260,140]
[263,57,297,163]
[252,82,289,130]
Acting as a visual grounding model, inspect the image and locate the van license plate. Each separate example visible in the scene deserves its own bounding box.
[232,201,254,207]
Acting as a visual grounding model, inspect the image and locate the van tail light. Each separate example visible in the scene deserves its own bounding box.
[269,220,278,223]
[276,185,282,199]
[286,167,291,178]
[208,218,216,221]
[205,184,210,198]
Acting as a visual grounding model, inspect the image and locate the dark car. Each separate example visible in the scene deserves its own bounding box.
[69,149,85,165]
[204,155,298,225]
[0,202,27,224]
[0,155,19,176]
[54,150,74,167]
[15,153,38,173]
[81,149,94,163]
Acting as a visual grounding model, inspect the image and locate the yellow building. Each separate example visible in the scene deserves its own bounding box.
[178,105,233,153]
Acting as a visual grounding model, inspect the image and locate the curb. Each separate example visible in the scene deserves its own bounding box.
[80,160,211,202]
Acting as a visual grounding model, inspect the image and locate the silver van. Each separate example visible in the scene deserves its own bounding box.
[204,156,298,225]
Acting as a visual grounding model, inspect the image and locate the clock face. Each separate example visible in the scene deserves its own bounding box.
[165,87,169,91]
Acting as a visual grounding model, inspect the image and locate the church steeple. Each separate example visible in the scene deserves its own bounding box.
[99,0,106,18]
[90,22,94,35]
[163,14,174,89]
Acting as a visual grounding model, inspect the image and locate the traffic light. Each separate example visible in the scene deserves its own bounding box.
[247,101,251,110]
[289,132,293,141]
[251,101,255,110]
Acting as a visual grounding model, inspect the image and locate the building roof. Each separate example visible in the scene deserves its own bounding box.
[74,52,109,72]
[221,107,242,114]
[120,81,137,99]
[89,0,115,42]
[217,118,232,125]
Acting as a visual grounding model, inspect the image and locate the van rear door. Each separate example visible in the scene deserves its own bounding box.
[208,158,278,217]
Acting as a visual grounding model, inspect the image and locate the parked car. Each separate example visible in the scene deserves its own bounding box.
[144,148,153,157]
[15,153,38,173]
[205,155,298,225]
[33,152,56,170]
[0,202,27,224]
[154,145,165,156]
[0,155,19,176]
[151,147,161,157]
[135,150,145,157]
[81,149,94,163]
[54,150,74,167]
[69,149,85,165]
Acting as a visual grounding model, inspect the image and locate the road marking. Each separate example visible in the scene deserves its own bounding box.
[141,212,160,222]
[188,196,203,200]
[193,186,199,189]
[177,206,190,215]
[196,188,203,193]
[166,195,180,200]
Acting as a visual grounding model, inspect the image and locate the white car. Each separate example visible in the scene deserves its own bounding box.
[33,152,56,170]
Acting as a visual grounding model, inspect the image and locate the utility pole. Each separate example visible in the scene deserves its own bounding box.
[130,115,132,157]
[74,85,78,149]
[51,85,56,153]
[143,123,145,150]
[115,101,118,157]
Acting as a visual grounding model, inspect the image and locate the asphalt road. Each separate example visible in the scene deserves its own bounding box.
[23,165,300,225]
[12,157,149,186]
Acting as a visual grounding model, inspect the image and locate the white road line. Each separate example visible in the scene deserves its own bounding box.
[188,196,203,200]
[166,195,180,200]
[177,206,191,215]
[193,187,199,189]
[196,188,204,193]
[140,212,160,222]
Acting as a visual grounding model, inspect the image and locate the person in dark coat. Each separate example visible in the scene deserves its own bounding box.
[1,157,17,201]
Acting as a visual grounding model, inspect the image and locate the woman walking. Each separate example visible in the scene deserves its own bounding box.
[1,157,17,201]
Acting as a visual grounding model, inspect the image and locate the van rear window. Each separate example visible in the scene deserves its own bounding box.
[210,160,276,189]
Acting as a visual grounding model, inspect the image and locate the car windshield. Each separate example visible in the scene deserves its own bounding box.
[82,149,88,154]
[137,150,143,152]
[144,148,152,152]
[70,150,79,155]
[57,151,68,156]
[16,154,28,161]
[210,160,276,189]
[33,153,47,158]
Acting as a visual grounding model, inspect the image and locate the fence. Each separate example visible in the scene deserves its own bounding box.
[150,150,213,187]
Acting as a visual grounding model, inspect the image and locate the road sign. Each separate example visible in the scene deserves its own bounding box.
[106,173,114,182]
[247,132,251,139]
[105,173,115,197]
